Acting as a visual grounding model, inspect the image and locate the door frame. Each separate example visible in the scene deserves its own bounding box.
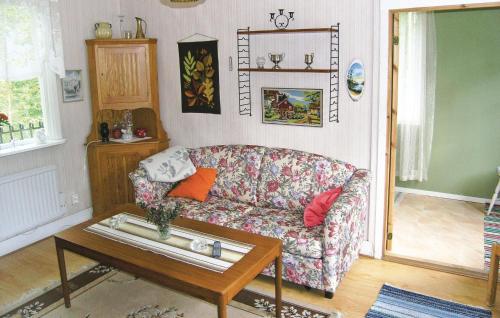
[374,0,500,276]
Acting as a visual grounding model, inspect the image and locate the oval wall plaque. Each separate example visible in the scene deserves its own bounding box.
[347,59,365,101]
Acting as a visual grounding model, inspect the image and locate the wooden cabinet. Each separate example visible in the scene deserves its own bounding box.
[86,39,168,216]
[87,142,160,214]
[95,45,151,109]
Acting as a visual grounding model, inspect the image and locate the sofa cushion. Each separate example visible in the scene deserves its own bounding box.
[139,146,196,183]
[304,187,343,227]
[164,195,253,226]
[188,145,266,205]
[168,168,217,202]
[227,207,324,259]
[256,148,356,211]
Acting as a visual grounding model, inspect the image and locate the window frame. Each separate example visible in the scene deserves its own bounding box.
[0,0,65,156]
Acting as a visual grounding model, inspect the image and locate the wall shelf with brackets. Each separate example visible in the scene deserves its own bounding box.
[238,68,335,73]
[237,27,337,35]
[236,24,340,122]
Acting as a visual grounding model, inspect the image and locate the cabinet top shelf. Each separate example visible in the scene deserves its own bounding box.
[86,38,157,45]
[237,27,338,35]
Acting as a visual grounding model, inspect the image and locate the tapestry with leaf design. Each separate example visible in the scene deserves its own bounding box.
[178,40,221,114]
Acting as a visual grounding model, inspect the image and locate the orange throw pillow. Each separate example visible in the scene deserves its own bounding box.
[168,168,217,202]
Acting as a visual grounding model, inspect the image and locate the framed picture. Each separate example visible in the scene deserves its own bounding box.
[347,59,365,101]
[262,88,323,127]
[61,70,83,103]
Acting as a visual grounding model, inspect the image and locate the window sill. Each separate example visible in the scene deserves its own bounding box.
[0,139,66,158]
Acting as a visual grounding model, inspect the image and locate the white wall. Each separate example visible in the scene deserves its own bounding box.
[119,0,375,168]
[0,0,121,215]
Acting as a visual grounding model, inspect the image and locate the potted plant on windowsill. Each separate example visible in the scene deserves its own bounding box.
[0,113,9,127]
[145,201,180,240]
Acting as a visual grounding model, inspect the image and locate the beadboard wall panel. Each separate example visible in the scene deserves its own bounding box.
[120,0,375,169]
[0,0,121,215]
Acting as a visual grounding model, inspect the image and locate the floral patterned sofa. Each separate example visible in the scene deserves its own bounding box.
[129,145,370,298]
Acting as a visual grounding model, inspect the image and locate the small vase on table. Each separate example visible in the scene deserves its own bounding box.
[157,222,172,240]
[145,202,180,241]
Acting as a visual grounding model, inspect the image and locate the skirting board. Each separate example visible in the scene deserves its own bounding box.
[360,240,373,257]
[0,208,92,257]
[395,187,500,205]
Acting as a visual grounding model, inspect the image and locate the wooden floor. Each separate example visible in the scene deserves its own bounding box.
[392,193,485,269]
[0,238,97,313]
[1,238,500,317]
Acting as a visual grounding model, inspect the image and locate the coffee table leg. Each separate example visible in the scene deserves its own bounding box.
[275,253,282,317]
[56,243,71,308]
[217,297,227,318]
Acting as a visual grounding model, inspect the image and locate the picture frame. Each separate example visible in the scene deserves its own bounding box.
[61,70,83,103]
[347,59,365,101]
[262,87,323,127]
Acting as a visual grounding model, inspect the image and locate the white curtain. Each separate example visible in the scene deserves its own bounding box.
[0,0,65,140]
[396,12,437,182]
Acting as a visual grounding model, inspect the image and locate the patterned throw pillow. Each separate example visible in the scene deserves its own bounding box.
[140,146,196,183]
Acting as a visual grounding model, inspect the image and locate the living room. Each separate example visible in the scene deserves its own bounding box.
[0,0,499,317]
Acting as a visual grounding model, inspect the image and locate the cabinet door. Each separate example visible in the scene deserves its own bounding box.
[90,144,158,216]
[96,45,152,109]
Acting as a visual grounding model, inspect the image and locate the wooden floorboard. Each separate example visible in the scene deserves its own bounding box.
[0,238,97,312]
[1,238,499,317]
[392,193,485,269]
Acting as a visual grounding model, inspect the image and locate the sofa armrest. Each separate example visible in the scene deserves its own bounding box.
[129,167,175,207]
[322,169,371,291]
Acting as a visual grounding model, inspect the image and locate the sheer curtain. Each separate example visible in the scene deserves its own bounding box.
[0,0,65,140]
[396,12,437,182]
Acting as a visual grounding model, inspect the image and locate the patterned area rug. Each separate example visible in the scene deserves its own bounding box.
[484,204,500,270]
[0,264,339,318]
[366,284,492,318]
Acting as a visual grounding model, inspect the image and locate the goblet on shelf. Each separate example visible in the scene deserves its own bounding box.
[268,53,285,69]
[304,53,314,70]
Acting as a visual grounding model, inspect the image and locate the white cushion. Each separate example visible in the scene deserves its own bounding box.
[140,146,196,183]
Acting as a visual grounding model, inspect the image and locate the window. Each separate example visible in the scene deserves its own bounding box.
[0,0,65,152]
[0,78,43,144]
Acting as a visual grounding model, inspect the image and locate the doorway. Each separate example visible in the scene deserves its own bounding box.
[384,4,500,274]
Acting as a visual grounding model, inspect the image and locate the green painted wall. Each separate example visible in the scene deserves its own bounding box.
[396,9,500,199]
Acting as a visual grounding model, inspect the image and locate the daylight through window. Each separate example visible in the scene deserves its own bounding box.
[0,0,65,148]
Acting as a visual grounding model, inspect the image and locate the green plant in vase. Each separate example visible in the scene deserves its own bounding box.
[145,201,180,240]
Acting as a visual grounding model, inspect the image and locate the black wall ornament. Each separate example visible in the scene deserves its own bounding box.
[269,9,294,30]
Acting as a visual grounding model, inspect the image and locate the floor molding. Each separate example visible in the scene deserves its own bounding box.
[383,253,488,281]
[360,240,373,257]
[395,186,500,205]
[0,208,92,257]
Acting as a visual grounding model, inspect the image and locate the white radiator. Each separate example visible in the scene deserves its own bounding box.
[0,166,62,242]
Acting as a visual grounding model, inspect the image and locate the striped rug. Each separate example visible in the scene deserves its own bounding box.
[366,284,491,318]
[484,205,500,270]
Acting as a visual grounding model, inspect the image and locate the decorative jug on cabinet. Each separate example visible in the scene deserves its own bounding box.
[95,22,112,39]
[135,17,147,39]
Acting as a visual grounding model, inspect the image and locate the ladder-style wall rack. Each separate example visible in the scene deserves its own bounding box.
[236,24,340,122]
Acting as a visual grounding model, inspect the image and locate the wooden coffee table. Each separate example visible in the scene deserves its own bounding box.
[54,204,282,318]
